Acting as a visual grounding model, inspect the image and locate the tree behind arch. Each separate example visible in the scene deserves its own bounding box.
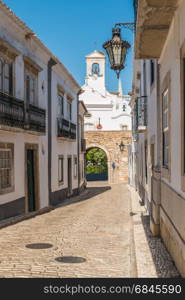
[86,148,108,174]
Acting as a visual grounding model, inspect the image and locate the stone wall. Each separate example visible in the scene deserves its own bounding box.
[85,131,131,184]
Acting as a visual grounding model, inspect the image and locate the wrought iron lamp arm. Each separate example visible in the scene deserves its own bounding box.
[114,22,135,32]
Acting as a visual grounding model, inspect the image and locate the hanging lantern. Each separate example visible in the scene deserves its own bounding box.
[103,27,130,78]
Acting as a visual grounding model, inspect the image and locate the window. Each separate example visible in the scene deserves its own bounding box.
[0,144,14,194]
[74,156,77,178]
[58,93,64,117]
[92,63,100,76]
[85,113,92,118]
[150,60,155,86]
[123,104,126,112]
[58,155,64,184]
[162,89,169,168]
[145,141,148,183]
[80,160,84,181]
[67,100,72,120]
[0,57,13,95]
[25,66,38,105]
[121,125,128,131]
[81,161,84,180]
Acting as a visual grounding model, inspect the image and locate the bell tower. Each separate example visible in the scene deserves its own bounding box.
[85,50,106,92]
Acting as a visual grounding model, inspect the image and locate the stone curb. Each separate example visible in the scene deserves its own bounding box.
[128,185,158,278]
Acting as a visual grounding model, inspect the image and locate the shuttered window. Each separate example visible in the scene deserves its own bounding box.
[74,156,77,178]
[0,57,13,95]
[25,67,38,106]
[162,89,169,168]
[0,145,14,194]
[58,155,64,184]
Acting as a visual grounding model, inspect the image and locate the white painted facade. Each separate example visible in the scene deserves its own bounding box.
[130,0,185,276]
[79,50,131,132]
[0,1,84,220]
[0,2,49,214]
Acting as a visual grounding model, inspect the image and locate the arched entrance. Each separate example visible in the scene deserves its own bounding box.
[86,146,109,181]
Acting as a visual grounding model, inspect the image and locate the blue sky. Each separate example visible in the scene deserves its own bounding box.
[3,0,134,94]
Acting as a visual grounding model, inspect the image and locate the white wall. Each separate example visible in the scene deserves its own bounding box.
[51,69,79,192]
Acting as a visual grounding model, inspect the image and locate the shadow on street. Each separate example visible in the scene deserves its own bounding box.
[55,185,112,209]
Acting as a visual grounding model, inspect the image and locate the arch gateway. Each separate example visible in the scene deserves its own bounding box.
[85,131,131,184]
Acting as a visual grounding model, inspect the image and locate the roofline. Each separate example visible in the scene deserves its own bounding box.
[0,1,81,90]
[79,100,88,113]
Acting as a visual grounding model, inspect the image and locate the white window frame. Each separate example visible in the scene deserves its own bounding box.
[58,155,64,185]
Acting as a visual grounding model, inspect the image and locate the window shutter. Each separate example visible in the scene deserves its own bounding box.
[0,59,3,91]
[26,75,30,103]
[4,62,10,94]
[9,63,13,95]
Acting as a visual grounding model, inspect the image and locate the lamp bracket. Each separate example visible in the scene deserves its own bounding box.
[114,22,135,32]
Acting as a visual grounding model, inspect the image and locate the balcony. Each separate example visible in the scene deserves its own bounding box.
[26,104,46,133]
[0,91,46,134]
[57,118,76,140]
[0,91,25,129]
[81,138,86,152]
[136,96,147,133]
[135,0,179,58]
[70,122,77,140]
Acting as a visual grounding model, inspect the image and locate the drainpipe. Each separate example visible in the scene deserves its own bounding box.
[77,89,85,193]
[77,92,80,193]
[156,62,161,168]
[48,58,57,206]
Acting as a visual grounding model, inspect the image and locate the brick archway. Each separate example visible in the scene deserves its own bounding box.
[85,131,131,184]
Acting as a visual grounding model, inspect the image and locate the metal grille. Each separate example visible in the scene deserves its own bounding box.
[0,149,12,190]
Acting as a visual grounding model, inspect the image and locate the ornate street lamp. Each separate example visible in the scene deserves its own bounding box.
[103,23,135,79]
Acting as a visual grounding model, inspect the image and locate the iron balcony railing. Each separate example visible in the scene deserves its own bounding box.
[81,138,86,152]
[136,96,147,133]
[27,104,46,133]
[57,117,76,140]
[0,91,46,134]
[70,122,76,140]
[0,91,25,129]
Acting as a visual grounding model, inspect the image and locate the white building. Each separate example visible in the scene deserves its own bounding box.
[79,50,132,184]
[130,0,185,277]
[0,1,86,221]
[79,50,131,132]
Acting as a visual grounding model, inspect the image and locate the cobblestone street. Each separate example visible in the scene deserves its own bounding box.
[0,182,179,278]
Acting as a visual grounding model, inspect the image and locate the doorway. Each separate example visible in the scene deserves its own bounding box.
[25,144,39,212]
[67,156,72,196]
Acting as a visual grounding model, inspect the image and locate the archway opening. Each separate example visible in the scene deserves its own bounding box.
[86,147,108,181]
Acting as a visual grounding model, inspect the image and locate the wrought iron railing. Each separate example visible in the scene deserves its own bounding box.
[0,91,46,133]
[135,96,147,132]
[57,117,70,138]
[27,104,46,133]
[81,138,86,152]
[70,122,76,139]
[57,118,76,140]
[0,91,25,129]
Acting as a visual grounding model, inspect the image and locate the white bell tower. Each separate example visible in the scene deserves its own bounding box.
[85,50,106,92]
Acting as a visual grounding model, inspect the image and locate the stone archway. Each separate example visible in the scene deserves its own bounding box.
[85,131,131,184]
[86,144,110,182]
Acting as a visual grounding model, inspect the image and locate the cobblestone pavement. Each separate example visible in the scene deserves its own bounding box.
[0,183,134,278]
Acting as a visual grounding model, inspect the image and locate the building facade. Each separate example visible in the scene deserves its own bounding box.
[0,1,86,222]
[130,0,185,276]
[79,50,132,183]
